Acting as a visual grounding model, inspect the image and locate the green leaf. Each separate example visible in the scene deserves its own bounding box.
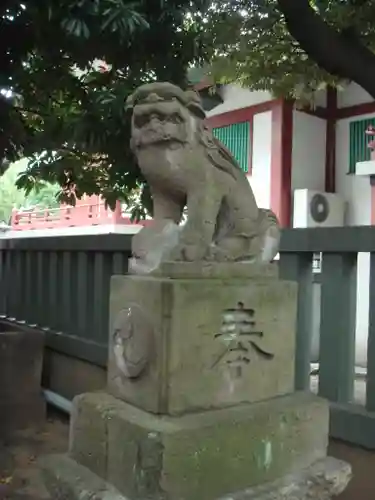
[6,0,359,217]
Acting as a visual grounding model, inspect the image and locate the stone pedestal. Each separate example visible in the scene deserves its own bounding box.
[39,263,351,499]
[0,329,45,436]
[107,263,296,415]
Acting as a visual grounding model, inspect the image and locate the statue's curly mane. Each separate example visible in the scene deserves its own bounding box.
[197,124,243,181]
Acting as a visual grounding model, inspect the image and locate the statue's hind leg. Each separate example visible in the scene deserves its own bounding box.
[211,207,280,263]
[208,186,261,261]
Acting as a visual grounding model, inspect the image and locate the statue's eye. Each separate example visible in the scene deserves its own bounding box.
[134,114,148,127]
[150,112,165,121]
[171,113,183,123]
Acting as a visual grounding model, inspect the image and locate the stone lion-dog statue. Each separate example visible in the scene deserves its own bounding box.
[125,82,280,272]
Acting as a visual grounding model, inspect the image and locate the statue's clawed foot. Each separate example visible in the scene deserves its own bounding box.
[170,242,209,262]
[204,245,231,262]
[207,237,255,262]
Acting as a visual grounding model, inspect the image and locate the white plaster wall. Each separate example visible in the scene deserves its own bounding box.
[207,85,327,116]
[248,111,272,209]
[207,85,272,116]
[312,88,327,108]
[291,111,326,192]
[337,83,372,108]
[290,111,326,230]
[336,113,373,368]
[336,114,372,225]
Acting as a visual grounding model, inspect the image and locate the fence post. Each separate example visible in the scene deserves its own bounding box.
[319,252,357,403]
[366,252,375,410]
[279,252,314,390]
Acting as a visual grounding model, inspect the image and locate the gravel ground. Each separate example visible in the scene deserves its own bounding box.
[0,408,69,500]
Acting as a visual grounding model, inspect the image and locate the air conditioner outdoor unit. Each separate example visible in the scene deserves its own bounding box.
[293,189,345,228]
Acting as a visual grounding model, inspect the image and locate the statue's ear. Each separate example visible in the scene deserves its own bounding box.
[186,102,206,119]
[185,90,206,119]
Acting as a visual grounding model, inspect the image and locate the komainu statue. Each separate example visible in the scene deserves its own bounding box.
[125,82,280,273]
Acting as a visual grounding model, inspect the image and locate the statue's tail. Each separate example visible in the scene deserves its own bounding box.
[257,209,280,263]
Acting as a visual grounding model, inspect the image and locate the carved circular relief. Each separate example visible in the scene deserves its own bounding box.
[112,304,153,379]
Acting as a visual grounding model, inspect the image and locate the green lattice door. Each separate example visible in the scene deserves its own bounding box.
[212,121,250,173]
[349,117,375,173]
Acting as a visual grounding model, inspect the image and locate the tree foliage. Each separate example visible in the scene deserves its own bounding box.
[0,0,212,214]
[206,1,375,102]
[4,0,375,214]
[0,159,59,223]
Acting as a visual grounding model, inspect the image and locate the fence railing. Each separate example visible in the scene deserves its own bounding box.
[280,226,375,450]
[10,202,151,231]
[1,227,375,450]
[0,234,132,366]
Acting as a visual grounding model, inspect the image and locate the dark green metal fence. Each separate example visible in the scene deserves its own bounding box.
[0,234,132,367]
[280,226,375,450]
[2,228,375,450]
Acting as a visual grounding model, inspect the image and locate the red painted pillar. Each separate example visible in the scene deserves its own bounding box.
[270,99,294,227]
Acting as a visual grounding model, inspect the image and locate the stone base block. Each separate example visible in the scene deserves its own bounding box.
[108,271,297,415]
[39,454,126,500]
[220,456,351,500]
[0,329,45,437]
[69,391,330,500]
[0,394,46,437]
[0,329,44,399]
[39,454,351,500]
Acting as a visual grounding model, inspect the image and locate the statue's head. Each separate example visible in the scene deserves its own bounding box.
[125,82,206,150]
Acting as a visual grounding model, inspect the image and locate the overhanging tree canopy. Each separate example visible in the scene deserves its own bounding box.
[206,0,375,102]
[0,159,59,224]
[3,0,375,213]
[0,0,211,213]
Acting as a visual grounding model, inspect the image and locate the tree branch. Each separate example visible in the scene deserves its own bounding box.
[277,0,375,99]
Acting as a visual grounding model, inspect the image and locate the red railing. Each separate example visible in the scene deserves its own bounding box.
[10,200,151,231]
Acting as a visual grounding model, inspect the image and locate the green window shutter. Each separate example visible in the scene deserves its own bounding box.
[349,117,375,174]
[212,121,250,172]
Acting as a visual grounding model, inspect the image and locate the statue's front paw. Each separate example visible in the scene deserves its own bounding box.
[169,242,208,261]
[204,245,230,262]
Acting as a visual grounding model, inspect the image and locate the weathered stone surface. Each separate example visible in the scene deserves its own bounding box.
[69,391,329,500]
[0,329,44,399]
[108,273,297,415]
[218,457,352,500]
[39,453,351,500]
[39,454,127,500]
[0,329,45,436]
[128,220,181,274]
[69,393,108,478]
[126,81,280,267]
[154,261,279,279]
